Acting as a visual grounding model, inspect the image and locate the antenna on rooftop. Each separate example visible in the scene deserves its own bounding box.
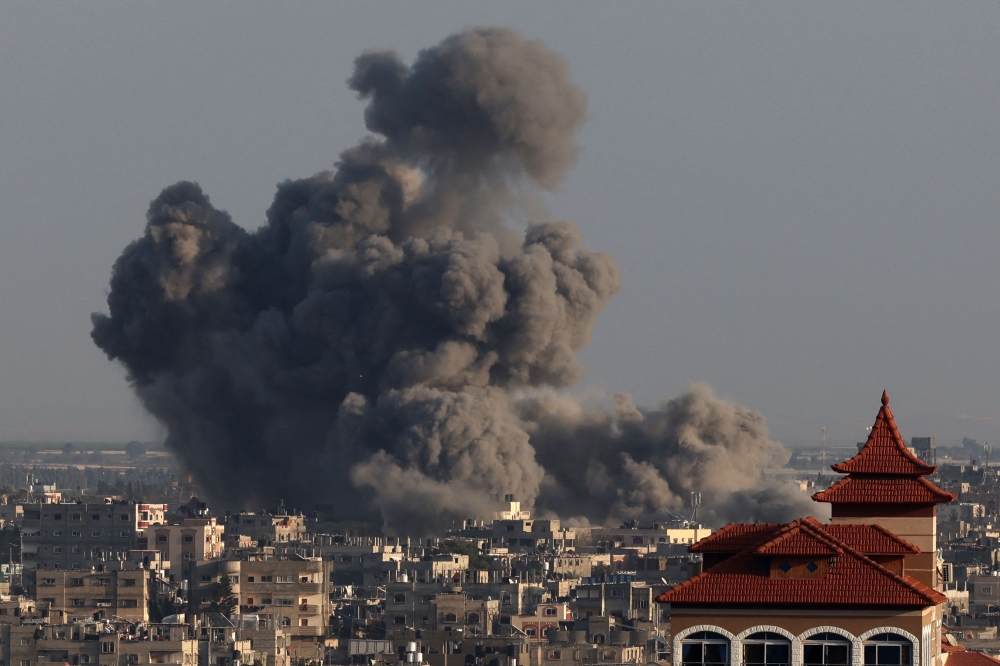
[983,442,992,485]
[820,427,827,479]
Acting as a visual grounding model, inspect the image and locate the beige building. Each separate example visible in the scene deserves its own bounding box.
[224,514,306,546]
[21,502,166,572]
[145,518,224,575]
[35,569,152,623]
[225,559,328,639]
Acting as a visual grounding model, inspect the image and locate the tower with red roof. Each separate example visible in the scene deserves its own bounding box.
[813,391,955,588]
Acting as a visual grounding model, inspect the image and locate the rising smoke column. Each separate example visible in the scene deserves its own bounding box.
[519,384,823,526]
[93,27,816,533]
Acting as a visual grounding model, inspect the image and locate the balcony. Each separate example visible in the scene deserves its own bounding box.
[297,583,320,594]
[298,604,320,614]
[289,626,323,637]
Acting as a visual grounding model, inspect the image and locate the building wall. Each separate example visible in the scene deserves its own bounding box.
[670,607,937,666]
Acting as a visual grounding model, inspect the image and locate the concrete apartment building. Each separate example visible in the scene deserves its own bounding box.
[35,569,152,623]
[144,518,224,576]
[224,514,307,546]
[221,559,328,639]
[21,503,166,572]
[491,519,576,552]
[573,579,657,622]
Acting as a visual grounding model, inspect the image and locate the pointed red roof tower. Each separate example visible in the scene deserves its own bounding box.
[813,391,955,588]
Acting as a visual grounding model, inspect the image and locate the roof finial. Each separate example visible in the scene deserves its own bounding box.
[881,390,889,407]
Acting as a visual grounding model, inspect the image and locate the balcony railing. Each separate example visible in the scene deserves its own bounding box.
[289,626,323,637]
[298,604,320,614]
[297,583,320,594]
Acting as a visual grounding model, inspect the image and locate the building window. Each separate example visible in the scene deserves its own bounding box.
[260,576,273,583]
[247,576,254,583]
[743,632,791,666]
[102,642,115,654]
[20,639,31,645]
[548,651,561,660]
[681,631,730,666]
[73,599,86,606]
[91,531,101,538]
[72,531,82,537]
[120,531,130,537]
[53,531,62,537]
[983,586,992,595]
[121,579,136,587]
[863,634,912,666]
[526,628,537,637]
[20,660,30,666]
[545,608,557,616]
[80,656,91,664]
[340,556,353,563]
[128,656,138,664]
[71,546,80,554]
[804,633,851,666]
[183,536,194,543]
[120,515,129,521]
[156,535,167,543]
[394,593,406,603]
[444,613,457,623]
[468,613,481,624]
[53,547,62,554]
[120,599,138,608]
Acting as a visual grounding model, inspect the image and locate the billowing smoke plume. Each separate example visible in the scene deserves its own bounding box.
[92,27,816,533]
[519,384,823,527]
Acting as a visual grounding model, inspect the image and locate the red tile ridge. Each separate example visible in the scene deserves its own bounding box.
[812,475,955,505]
[830,392,936,476]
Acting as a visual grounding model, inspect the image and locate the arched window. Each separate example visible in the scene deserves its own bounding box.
[863,634,912,665]
[681,631,730,666]
[744,632,791,666]
[468,613,481,624]
[525,627,537,637]
[444,613,457,623]
[803,633,851,666]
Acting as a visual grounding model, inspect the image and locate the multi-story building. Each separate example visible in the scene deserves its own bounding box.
[658,392,955,666]
[144,517,224,575]
[225,559,328,639]
[21,502,165,572]
[34,569,152,623]
[224,513,307,546]
[491,519,576,552]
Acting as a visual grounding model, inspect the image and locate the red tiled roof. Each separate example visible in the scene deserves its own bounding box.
[942,639,966,654]
[689,524,783,553]
[656,518,947,608]
[693,519,920,555]
[822,523,920,554]
[831,391,936,476]
[812,475,955,504]
[945,653,1000,666]
[754,521,839,556]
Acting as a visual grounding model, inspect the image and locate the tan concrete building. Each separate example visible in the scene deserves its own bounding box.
[35,569,152,623]
[145,518,224,575]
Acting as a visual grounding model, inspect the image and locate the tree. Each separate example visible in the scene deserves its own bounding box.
[210,574,238,615]
[438,539,491,570]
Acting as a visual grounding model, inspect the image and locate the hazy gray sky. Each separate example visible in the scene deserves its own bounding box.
[1,2,997,449]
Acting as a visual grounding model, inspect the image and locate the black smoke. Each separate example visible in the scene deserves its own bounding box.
[92,27,816,533]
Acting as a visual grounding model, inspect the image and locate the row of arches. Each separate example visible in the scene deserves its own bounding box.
[673,625,920,666]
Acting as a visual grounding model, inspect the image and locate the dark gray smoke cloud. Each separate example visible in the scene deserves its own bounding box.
[92,27,816,533]
[518,384,824,526]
